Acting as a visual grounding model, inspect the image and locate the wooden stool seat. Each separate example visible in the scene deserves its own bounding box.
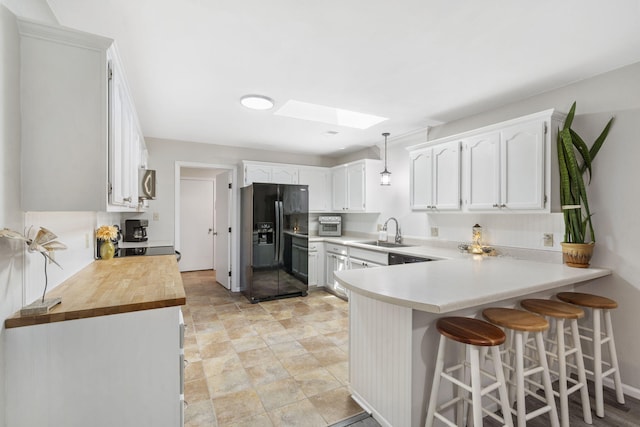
[436,316,506,347]
[521,299,585,319]
[483,307,549,332]
[557,291,618,309]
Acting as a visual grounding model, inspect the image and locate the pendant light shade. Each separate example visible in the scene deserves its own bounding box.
[380,132,391,185]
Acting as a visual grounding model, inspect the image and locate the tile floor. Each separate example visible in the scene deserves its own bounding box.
[181,270,365,426]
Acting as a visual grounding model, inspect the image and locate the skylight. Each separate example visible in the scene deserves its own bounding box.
[274,100,387,130]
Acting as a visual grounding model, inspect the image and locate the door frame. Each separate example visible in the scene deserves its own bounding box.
[174,161,239,291]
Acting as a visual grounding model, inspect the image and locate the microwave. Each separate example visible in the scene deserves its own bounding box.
[318,215,342,236]
[139,168,156,200]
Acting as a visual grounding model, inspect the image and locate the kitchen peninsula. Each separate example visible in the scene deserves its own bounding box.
[4,255,186,427]
[335,256,610,427]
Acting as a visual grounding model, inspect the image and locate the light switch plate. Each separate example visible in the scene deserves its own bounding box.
[431,227,439,237]
[543,233,553,247]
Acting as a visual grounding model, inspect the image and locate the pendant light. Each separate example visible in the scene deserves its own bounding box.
[380,132,391,185]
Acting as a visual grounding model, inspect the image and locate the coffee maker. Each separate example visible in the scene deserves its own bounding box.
[124,219,148,242]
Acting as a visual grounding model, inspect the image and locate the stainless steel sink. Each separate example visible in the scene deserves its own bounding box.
[358,240,413,248]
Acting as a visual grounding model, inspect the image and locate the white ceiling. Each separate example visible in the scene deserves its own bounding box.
[46,0,640,157]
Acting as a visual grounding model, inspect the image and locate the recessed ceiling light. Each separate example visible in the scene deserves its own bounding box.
[275,100,387,129]
[240,95,274,110]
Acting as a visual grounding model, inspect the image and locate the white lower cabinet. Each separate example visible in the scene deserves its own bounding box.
[325,243,349,297]
[308,241,324,287]
[6,307,183,427]
[348,247,388,269]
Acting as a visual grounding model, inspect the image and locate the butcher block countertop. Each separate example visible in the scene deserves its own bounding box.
[5,255,186,329]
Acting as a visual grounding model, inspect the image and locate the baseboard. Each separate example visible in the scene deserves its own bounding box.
[604,377,640,400]
[350,390,393,427]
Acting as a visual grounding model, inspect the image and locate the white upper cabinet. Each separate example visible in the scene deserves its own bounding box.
[19,18,145,212]
[465,132,501,210]
[409,109,563,214]
[409,140,461,211]
[332,159,382,212]
[500,121,546,210]
[242,161,298,186]
[465,120,546,211]
[298,167,331,212]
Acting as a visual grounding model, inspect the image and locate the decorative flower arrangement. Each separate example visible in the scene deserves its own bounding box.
[0,226,67,311]
[96,225,118,241]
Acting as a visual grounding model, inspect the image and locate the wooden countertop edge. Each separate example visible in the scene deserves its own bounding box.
[5,296,186,329]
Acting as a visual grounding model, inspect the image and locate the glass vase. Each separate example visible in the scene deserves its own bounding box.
[100,240,115,260]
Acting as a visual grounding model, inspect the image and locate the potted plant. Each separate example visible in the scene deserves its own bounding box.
[558,101,613,267]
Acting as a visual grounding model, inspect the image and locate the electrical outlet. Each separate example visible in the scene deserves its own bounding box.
[543,233,554,247]
[85,233,89,248]
[430,227,439,237]
[377,224,382,231]
[153,212,159,221]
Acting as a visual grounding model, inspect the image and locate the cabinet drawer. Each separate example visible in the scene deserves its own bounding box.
[326,244,348,256]
[349,247,388,265]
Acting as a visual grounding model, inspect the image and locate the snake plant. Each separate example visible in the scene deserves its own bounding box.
[557,102,613,244]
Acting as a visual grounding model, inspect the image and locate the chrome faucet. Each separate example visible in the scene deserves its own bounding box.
[383,217,402,244]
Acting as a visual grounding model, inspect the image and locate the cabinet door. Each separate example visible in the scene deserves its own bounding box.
[433,141,461,210]
[299,168,330,212]
[346,162,365,211]
[272,166,298,184]
[500,121,545,210]
[108,64,128,207]
[465,132,500,210]
[308,251,318,286]
[244,164,271,186]
[332,167,347,211]
[410,149,433,210]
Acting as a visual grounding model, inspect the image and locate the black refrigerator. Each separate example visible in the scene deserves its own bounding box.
[240,183,309,303]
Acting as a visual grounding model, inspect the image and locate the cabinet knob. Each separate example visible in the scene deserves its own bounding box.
[492,203,499,208]
[123,197,132,202]
[500,204,507,208]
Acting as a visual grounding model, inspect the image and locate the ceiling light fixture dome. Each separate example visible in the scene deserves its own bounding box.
[240,95,274,110]
[380,132,391,186]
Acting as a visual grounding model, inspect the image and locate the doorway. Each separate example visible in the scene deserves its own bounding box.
[175,162,238,291]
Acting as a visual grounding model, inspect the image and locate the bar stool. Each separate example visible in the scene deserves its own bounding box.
[520,299,592,427]
[425,317,513,427]
[482,308,560,427]
[557,292,625,417]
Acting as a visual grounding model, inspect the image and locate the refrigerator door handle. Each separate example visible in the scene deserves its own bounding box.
[274,200,280,262]
[278,201,285,263]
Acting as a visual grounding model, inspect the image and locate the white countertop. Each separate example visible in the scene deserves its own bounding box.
[335,256,611,313]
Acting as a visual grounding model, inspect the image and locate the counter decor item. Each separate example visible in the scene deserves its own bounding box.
[0,226,67,315]
[557,102,613,268]
[96,225,118,260]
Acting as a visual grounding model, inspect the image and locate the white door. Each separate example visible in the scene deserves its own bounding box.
[465,132,501,210]
[214,172,231,289]
[180,179,214,272]
[410,148,433,210]
[433,140,461,211]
